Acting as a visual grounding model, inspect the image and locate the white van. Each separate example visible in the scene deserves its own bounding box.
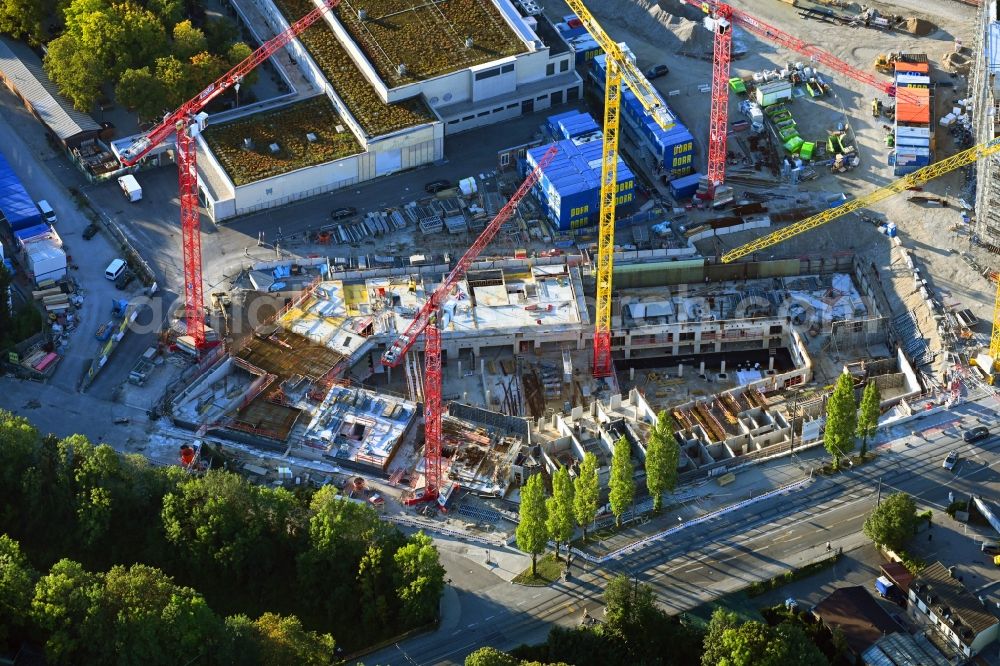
[117,174,142,202]
[36,200,57,224]
[105,258,127,281]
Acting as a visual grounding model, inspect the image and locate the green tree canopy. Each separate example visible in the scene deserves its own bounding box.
[116,66,167,123]
[823,372,857,468]
[393,531,445,624]
[516,474,549,576]
[43,32,104,111]
[702,608,827,666]
[0,535,37,645]
[645,410,679,512]
[466,647,520,666]
[172,19,207,59]
[863,491,918,551]
[857,381,881,457]
[250,612,337,666]
[545,466,575,560]
[609,436,635,527]
[0,0,55,45]
[572,452,600,541]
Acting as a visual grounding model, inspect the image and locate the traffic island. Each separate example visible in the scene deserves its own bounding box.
[512,553,565,586]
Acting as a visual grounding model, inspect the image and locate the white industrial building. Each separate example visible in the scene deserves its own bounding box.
[117,0,583,222]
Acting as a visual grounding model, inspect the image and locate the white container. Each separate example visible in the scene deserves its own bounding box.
[117,174,142,202]
[27,239,66,284]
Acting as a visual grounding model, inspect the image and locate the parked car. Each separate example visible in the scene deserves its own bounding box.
[963,426,989,443]
[644,64,669,80]
[424,179,452,194]
[943,450,960,471]
[330,206,357,220]
[115,269,135,291]
[82,223,99,240]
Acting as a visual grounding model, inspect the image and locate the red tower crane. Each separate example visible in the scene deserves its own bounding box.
[679,0,924,191]
[382,145,558,505]
[118,0,341,349]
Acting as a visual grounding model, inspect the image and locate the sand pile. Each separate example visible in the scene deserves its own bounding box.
[902,17,936,36]
[584,0,720,57]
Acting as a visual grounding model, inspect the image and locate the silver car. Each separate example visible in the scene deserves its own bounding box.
[943,451,959,471]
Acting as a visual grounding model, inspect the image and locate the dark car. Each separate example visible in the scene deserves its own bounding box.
[82,223,99,240]
[115,269,135,291]
[330,206,357,220]
[963,426,990,443]
[424,179,452,194]
[645,64,669,80]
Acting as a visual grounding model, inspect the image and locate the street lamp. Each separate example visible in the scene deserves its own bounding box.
[234,79,241,109]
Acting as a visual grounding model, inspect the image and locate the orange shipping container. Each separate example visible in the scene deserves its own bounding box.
[895,89,930,124]
[894,61,930,74]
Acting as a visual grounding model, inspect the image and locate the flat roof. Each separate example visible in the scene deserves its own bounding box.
[274,0,437,136]
[203,97,363,186]
[331,0,529,87]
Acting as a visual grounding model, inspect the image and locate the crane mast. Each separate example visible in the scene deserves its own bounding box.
[119,0,341,348]
[382,146,558,503]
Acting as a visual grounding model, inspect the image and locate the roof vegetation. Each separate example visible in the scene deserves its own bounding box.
[203,97,362,186]
[333,0,527,86]
[274,0,437,136]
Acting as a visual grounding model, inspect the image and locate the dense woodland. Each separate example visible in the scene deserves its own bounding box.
[0,0,255,117]
[0,409,444,663]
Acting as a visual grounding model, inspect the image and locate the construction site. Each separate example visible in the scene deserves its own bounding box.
[96,0,991,534]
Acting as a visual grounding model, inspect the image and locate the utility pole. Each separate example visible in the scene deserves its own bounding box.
[876,475,882,507]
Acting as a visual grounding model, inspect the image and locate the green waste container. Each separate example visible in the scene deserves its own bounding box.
[800,142,815,160]
[729,77,747,94]
[784,136,805,154]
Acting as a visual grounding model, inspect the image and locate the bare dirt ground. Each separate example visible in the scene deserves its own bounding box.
[537,0,987,380]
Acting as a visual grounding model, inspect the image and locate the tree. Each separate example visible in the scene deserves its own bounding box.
[609,436,634,527]
[43,33,105,111]
[188,51,231,96]
[516,474,549,576]
[393,532,445,624]
[155,55,190,108]
[645,410,679,512]
[0,0,54,45]
[603,574,655,640]
[465,647,519,666]
[227,41,259,87]
[863,491,918,551]
[148,0,184,29]
[251,612,337,666]
[545,466,575,560]
[116,66,167,123]
[172,19,207,59]
[770,623,828,665]
[0,535,37,645]
[857,381,881,457]
[823,372,857,468]
[30,559,102,662]
[702,608,827,666]
[573,452,599,541]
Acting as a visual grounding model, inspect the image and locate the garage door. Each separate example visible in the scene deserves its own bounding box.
[375,149,402,176]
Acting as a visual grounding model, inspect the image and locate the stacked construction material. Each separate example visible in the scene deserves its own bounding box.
[892,59,932,175]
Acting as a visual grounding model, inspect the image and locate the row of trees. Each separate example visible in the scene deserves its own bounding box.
[0,265,44,353]
[39,0,254,116]
[0,410,445,660]
[515,411,680,574]
[466,577,835,666]
[823,373,881,468]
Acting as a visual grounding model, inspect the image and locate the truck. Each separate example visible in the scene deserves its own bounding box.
[117,174,142,202]
[874,576,906,606]
[0,150,42,232]
[739,100,765,133]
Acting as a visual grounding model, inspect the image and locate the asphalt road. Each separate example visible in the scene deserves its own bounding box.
[369,400,1000,665]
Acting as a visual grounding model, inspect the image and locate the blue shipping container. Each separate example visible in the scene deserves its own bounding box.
[14,223,52,245]
[669,173,702,200]
[0,150,42,232]
[527,139,635,230]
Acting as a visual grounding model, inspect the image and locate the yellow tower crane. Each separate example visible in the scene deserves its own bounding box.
[721,136,1000,375]
[563,0,675,376]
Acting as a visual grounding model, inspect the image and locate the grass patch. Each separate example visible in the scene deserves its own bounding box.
[512,553,564,586]
[746,551,841,598]
[274,0,437,136]
[203,97,363,185]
